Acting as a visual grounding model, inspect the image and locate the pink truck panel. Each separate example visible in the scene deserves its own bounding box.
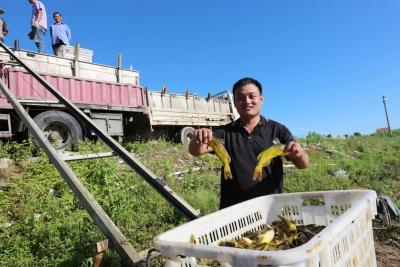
[0,68,148,110]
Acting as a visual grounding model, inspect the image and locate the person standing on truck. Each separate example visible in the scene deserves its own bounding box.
[0,8,9,43]
[27,0,48,54]
[49,11,71,56]
[189,77,309,209]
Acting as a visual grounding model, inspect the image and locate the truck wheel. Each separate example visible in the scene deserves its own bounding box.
[180,127,195,145]
[33,111,82,150]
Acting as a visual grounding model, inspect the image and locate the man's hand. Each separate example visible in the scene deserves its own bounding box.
[188,128,213,156]
[33,21,40,28]
[194,128,213,145]
[285,141,309,169]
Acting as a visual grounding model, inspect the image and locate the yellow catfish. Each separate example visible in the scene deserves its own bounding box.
[253,140,287,182]
[209,138,233,180]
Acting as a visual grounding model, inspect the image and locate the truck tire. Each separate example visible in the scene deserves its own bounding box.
[180,127,195,145]
[33,111,82,150]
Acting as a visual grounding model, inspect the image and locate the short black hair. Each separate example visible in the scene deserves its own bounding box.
[53,11,62,17]
[232,77,262,95]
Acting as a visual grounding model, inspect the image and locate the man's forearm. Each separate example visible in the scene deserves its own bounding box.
[291,153,309,169]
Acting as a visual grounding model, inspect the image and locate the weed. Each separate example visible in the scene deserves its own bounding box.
[0,132,399,265]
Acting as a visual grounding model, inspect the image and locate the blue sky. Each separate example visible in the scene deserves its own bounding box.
[2,0,399,136]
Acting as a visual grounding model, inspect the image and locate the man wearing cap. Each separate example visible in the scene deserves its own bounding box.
[0,8,9,43]
[28,0,48,53]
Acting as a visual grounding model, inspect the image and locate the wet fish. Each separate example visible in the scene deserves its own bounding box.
[216,216,324,252]
[209,138,233,180]
[253,139,287,181]
[258,227,275,244]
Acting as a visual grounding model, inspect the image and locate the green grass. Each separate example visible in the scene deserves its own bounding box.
[0,130,399,266]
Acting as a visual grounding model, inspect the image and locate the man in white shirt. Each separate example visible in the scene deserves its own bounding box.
[0,8,9,43]
[28,0,47,53]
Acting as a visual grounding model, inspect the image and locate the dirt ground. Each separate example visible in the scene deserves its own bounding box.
[374,221,400,267]
[375,242,399,267]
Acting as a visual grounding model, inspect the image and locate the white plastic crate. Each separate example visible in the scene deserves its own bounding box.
[154,190,377,267]
[58,45,94,62]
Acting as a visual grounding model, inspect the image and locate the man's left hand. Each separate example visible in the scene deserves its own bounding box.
[285,141,309,169]
[285,141,303,159]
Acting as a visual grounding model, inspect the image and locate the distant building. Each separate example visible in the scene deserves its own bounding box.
[330,134,347,139]
[376,127,389,133]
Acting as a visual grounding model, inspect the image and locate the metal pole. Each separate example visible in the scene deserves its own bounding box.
[382,96,391,133]
[117,53,122,83]
[73,43,80,77]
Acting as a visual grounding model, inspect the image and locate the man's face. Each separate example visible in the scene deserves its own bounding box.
[28,0,35,4]
[54,14,62,23]
[233,83,263,119]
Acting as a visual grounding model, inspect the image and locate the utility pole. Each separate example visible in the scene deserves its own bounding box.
[382,96,391,133]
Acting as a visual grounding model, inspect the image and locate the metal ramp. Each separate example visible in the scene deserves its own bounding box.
[0,42,200,266]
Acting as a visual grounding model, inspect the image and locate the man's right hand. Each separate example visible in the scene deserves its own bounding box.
[33,21,40,28]
[194,128,213,145]
[188,128,213,156]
